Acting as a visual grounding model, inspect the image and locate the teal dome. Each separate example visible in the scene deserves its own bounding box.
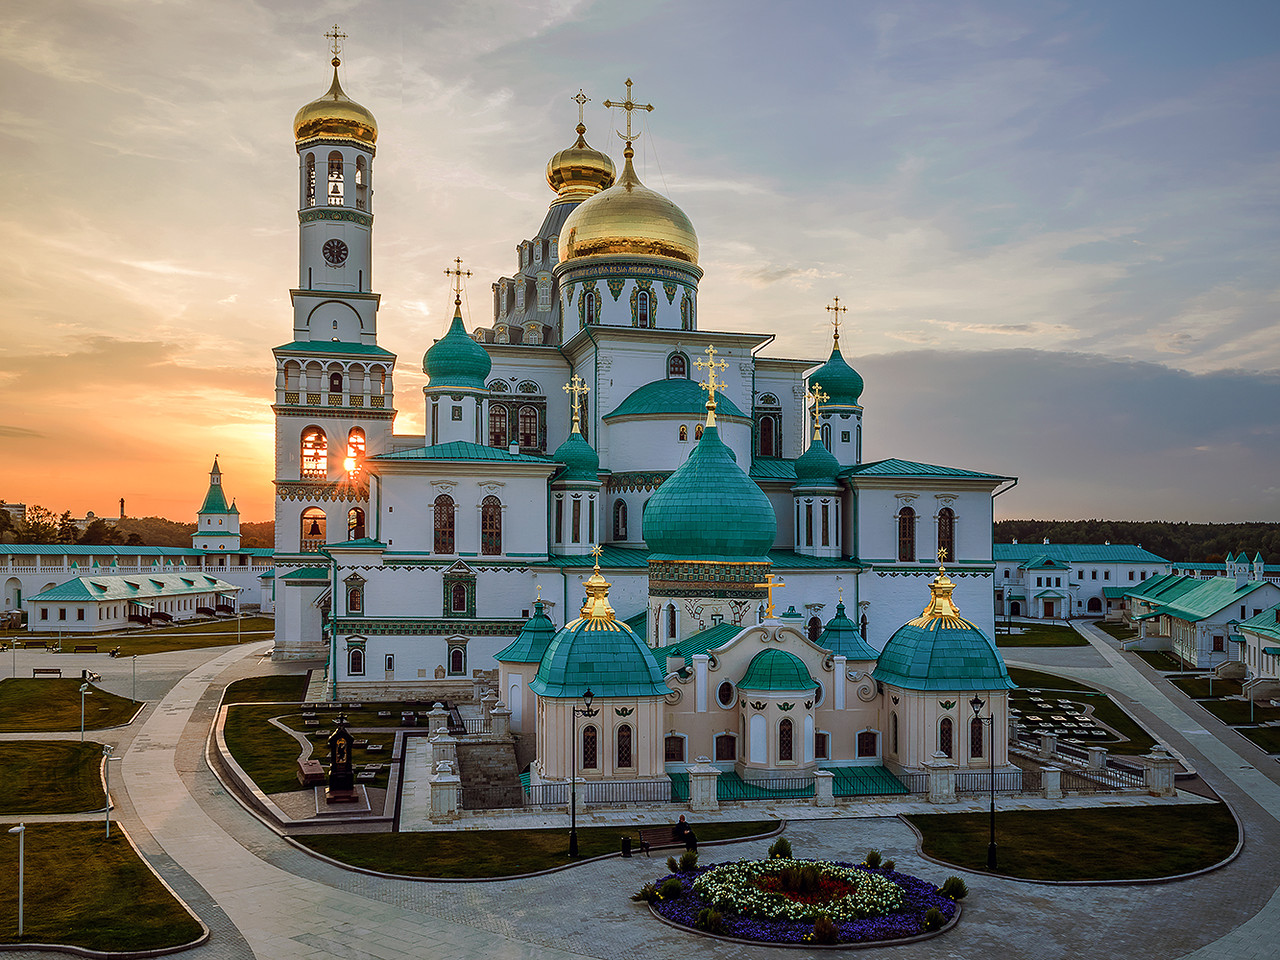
[551,429,599,483]
[496,600,557,664]
[793,436,841,486]
[604,377,748,422]
[738,648,817,692]
[816,600,879,661]
[530,567,670,698]
[810,342,863,406]
[643,424,776,562]
[872,572,1015,692]
[423,307,491,391]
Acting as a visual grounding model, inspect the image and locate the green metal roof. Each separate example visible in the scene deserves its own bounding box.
[1019,555,1070,570]
[994,543,1171,564]
[1033,590,1065,599]
[604,378,747,421]
[1264,646,1280,656]
[873,618,1015,692]
[495,600,558,663]
[1151,578,1273,623]
[29,573,239,603]
[625,608,647,636]
[1240,604,1280,641]
[370,442,550,464]
[529,614,670,699]
[792,437,841,487]
[808,342,864,406]
[660,622,741,662]
[550,430,600,482]
[643,424,776,562]
[749,457,797,481]
[280,567,329,581]
[422,310,492,390]
[842,459,1012,481]
[816,600,879,660]
[198,460,234,515]
[738,648,818,692]
[1102,586,1129,599]
[274,340,396,358]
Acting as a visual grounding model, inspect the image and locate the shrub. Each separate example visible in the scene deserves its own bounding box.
[923,907,945,931]
[679,850,699,872]
[695,907,725,933]
[940,876,968,900]
[882,858,896,872]
[865,849,882,869]
[667,855,680,873]
[660,877,683,899]
[811,913,839,945]
[777,863,821,894]
[768,836,792,859]
[631,883,659,903]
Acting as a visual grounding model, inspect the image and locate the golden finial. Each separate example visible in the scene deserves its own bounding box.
[603,78,654,159]
[563,374,590,433]
[591,544,603,568]
[444,257,472,309]
[535,583,542,601]
[694,345,728,427]
[325,24,347,67]
[937,546,947,575]
[806,384,829,442]
[754,572,786,620]
[571,89,591,144]
[838,584,844,602]
[579,545,615,622]
[909,548,970,627]
[826,296,847,347]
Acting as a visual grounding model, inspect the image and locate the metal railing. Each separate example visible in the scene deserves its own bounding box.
[455,717,492,735]
[1060,767,1144,794]
[899,772,930,794]
[955,770,1025,794]
[522,779,677,807]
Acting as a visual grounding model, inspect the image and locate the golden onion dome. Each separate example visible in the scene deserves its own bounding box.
[558,144,698,265]
[546,123,616,205]
[293,58,378,148]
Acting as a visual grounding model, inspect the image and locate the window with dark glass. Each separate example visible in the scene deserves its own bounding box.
[582,725,598,769]
[778,718,794,761]
[970,717,984,758]
[481,495,502,555]
[434,495,455,554]
[617,724,633,767]
[937,507,955,561]
[939,717,953,758]
[898,506,916,562]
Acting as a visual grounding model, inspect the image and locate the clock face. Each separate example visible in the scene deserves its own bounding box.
[323,238,349,266]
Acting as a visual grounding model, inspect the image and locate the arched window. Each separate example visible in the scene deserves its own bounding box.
[971,717,984,758]
[939,717,954,758]
[327,151,344,205]
[758,416,776,457]
[582,725,598,769]
[450,647,466,675]
[665,735,685,762]
[613,499,627,540]
[481,495,502,555]
[715,733,737,761]
[434,495,455,554]
[680,295,691,330]
[860,613,868,639]
[347,507,365,540]
[451,582,467,613]
[938,507,956,562]
[820,423,832,448]
[347,585,363,612]
[346,428,365,476]
[668,354,687,379]
[636,291,651,327]
[898,506,916,562]
[778,718,794,762]
[300,427,327,479]
[584,292,596,324]
[518,405,539,448]
[667,603,677,639]
[891,712,899,754]
[355,156,367,210]
[300,507,326,551]
[807,616,822,642]
[857,730,879,758]
[616,724,633,767]
[305,153,316,206]
[488,405,508,447]
[348,648,364,675]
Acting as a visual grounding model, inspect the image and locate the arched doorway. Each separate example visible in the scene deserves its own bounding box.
[1010,601,1021,617]
[1087,597,1103,614]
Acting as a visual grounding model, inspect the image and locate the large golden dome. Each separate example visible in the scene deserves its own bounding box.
[558,145,698,265]
[546,123,616,205]
[293,59,378,148]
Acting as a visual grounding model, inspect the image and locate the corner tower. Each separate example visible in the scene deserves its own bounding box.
[808,298,864,467]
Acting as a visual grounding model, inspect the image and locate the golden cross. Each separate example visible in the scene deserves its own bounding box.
[754,572,786,620]
[603,78,654,144]
[937,546,948,574]
[535,583,542,601]
[572,89,590,125]
[826,296,848,345]
[325,24,347,60]
[444,257,472,307]
[694,345,727,424]
[563,374,590,430]
[590,544,603,570]
[806,384,829,440]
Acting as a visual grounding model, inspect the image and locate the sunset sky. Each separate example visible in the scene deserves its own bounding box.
[3,0,1278,524]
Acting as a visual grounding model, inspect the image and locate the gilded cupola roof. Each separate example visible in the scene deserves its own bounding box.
[294,56,378,149]
[546,110,616,205]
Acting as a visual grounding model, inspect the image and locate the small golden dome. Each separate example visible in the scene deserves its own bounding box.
[558,145,698,265]
[546,123,616,205]
[293,60,378,148]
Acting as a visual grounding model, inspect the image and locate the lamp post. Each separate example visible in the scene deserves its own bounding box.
[8,822,23,937]
[102,745,123,838]
[132,655,137,704]
[970,695,997,871]
[79,682,90,742]
[568,688,598,859]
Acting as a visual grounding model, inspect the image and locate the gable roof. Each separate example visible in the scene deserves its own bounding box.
[660,622,742,662]
[29,574,239,603]
[1143,578,1273,623]
[842,459,1012,482]
[994,543,1171,564]
[370,442,552,464]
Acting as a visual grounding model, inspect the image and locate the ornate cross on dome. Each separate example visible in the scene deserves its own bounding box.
[572,89,590,124]
[694,345,727,425]
[806,384,829,440]
[563,374,590,432]
[444,257,472,307]
[937,546,948,574]
[754,572,786,620]
[326,24,347,64]
[826,296,847,345]
[603,78,654,145]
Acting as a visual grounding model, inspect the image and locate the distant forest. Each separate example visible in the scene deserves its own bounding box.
[995,520,1280,563]
[0,508,274,549]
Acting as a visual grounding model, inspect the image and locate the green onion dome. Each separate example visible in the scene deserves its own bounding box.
[792,435,841,487]
[642,424,776,562]
[496,599,558,663]
[550,428,599,482]
[423,302,491,391]
[872,570,1015,692]
[738,648,818,692]
[604,377,748,422]
[530,565,670,698]
[816,600,879,660]
[810,341,864,406]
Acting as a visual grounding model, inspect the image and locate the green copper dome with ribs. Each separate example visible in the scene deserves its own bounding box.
[738,648,818,692]
[809,342,864,406]
[423,304,491,391]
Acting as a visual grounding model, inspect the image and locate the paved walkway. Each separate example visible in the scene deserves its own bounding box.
[7,630,1280,960]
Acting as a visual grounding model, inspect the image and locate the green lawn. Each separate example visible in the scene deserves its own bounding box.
[1007,667,1097,693]
[223,704,311,794]
[0,822,204,949]
[1196,699,1278,725]
[1170,677,1242,699]
[0,679,139,733]
[1094,621,1138,641]
[298,820,777,878]
[107,616,274,657]
[0,742,106,814]
[1240,727,1280,753]
[995,624,1090,648]
[225,673,310,703]
[1008,667,1156,754]
[1134,650,1184,671]
[907,804,1237,881]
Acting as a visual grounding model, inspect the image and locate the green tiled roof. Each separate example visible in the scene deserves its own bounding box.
[550,429,600,482]
[274,340,396,358]
[737,648,818,692]
[1264,646,1280,655]
[1102,586,1129,599]
[604,378,747,422]
[808,342,863,406]
[660,622,742,662]
[625,608,647,636]
[1240,604,1280,642]
[422,309,492,390]
[842,459,1012,481]
[496,600,558,663]
[198,460,234,514]
[793,437,841,487]
[1019,555,1070,570]
[530,614,670,699]
[873,618,1015,692]
[749,457,797,481]
[280,567,329,581]
[29,574,239,603]
[371,442,550,464]
[816,601,879,660]
[1149,578,1273,623]
[643,424,776,562]
[327,537,387,549]
[994,543,1170,564]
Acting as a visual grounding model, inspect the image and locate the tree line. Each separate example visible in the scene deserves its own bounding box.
[994,520,1280,563]
[0,508,274,549]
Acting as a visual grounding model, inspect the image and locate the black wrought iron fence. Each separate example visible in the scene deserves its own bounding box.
[955,770,1024,793]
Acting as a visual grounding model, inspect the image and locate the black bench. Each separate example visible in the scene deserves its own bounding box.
[634,826,682,857]
[73,645,98,653]
[32,667,62,678]
[22,641,48,650]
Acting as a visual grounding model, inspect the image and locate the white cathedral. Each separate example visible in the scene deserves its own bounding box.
[270,49,1020,781]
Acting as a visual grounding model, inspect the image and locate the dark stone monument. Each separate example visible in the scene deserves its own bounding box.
[325,713,359,803]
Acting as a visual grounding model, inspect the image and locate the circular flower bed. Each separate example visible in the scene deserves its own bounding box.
[647,858,959,946]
